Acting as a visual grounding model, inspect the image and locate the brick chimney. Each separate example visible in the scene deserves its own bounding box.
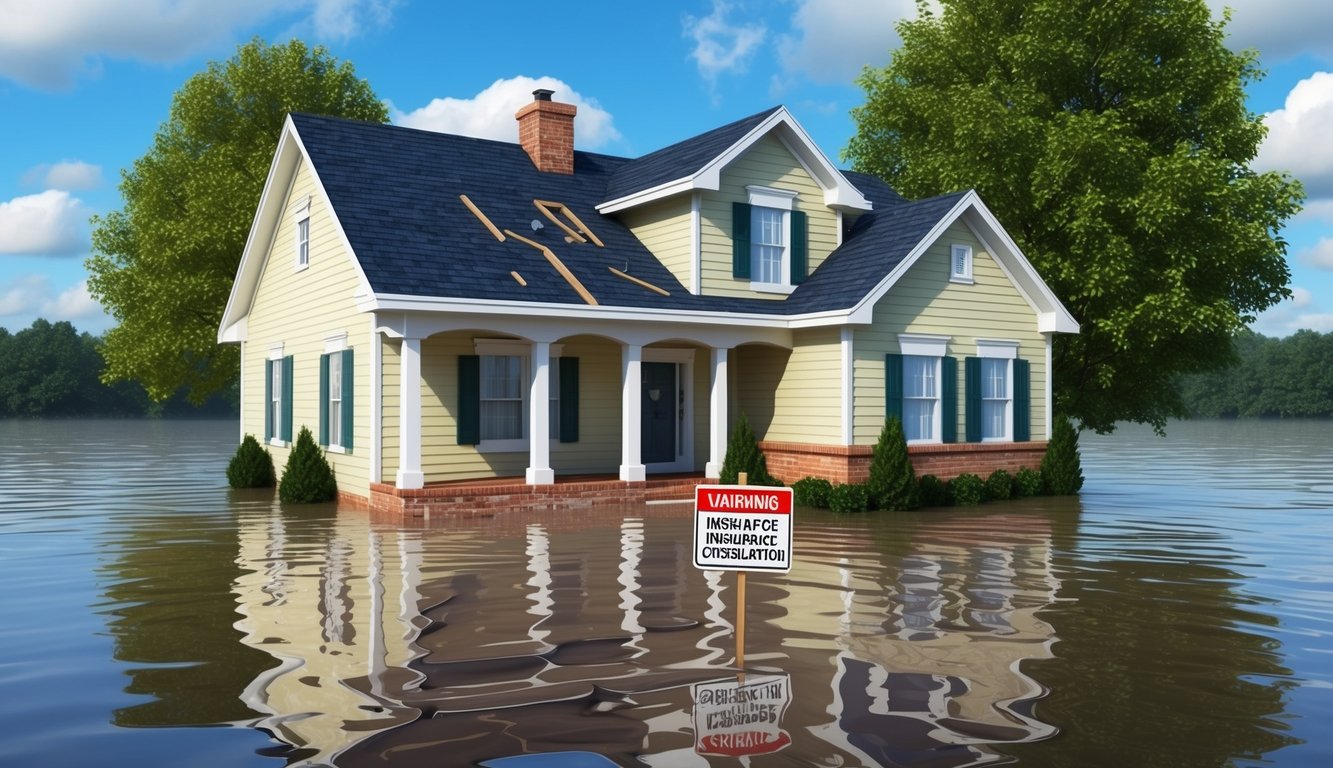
[516,88,576,174]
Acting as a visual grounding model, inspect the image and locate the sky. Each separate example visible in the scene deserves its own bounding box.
[2,0,1331,337]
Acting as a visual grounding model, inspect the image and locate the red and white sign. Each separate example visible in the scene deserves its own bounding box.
[693,674,793,757]
[693,485,794,573]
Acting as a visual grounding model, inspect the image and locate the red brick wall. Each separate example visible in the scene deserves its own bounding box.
[515,99,576,174]
[760,440,1048,484]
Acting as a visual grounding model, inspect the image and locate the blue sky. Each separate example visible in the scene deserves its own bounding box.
[2,0,1331,337]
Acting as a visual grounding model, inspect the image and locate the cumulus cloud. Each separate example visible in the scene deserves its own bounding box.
[0,275,106,328]
[0,275,44,316]
[0,0,396,89]
[1206,1,1333,60]
[683,1,767,83]
[777,0,912,85]
[1248,285,1333,336]
[1255,72,1333,201]
[1299,237,1333,270]
[391,76,621,149]
[0,190,90,256]
[44,279,103,320]
[22,160,102,191]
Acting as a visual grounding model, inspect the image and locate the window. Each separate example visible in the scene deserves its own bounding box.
[320,345,353,451]
[265,353,293,445]
[732,186,807,290]
[457,342,578,450]
[950,244,972,282]
[296,217,310,269]
[965,340,1029,443]
[328,352,343,445]
[480,355,525,441]
[903,356,938,442]
[980,358,1009,440]
[890,335,955,444]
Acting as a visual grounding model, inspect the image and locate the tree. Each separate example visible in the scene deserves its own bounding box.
[279,426,337,503]
[846,0,1303,433]
[865,417,918,510]
[87,38,388,402]
[719,413,781,486]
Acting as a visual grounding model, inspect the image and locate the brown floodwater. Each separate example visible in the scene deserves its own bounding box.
[0,419,1329,767]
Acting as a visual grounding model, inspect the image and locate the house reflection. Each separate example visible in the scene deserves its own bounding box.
[228,506,1062,766]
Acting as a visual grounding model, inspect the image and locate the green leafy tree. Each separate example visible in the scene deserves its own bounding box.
[846,0,1303,433]
[719,413,780,486]
[279,427,337,503]
[866,417,918,510]
[87,38,388,402]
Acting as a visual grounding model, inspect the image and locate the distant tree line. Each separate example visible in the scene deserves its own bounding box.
[0,319,237,418]
[1180,329,1333,418]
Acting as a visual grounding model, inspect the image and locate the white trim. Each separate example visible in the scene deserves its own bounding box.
[324,331,348,354]
[370,316,382,487]
[898,333,949,358]
[268,343,284,360]
[1044,332,1053,441]
[620,344,645,481]
[690,192,702,295]
[395,337,424,489]
[746,184,797,210]
[976,339,1019,359]
[290,195,310,216]
[949,243,972,283]
[294,213,310,272]
[840,328,854,445]
[706,347,729,478]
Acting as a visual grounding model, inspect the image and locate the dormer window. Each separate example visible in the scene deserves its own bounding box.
[732,186,808,293]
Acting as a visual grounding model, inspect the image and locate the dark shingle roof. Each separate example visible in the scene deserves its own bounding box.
[289,112,964,317]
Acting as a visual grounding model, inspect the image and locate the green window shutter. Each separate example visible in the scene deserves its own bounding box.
[281,355,294,443]
[457,355,480,446]
[885,354,903,424]
[341,348,354,450]
[942,356,958,443]
[319,353,330,446]
[732,202,752,279]
[1014,358,1030,442]
[559,356,579,443]
[264,359,273,440]
[965,357,981,443]
[790,209,808,284]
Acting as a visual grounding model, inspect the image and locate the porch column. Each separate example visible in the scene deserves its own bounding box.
[395,336,424,489]
[620,343,645,481]
[526,341,554,485]
[706,346,729,479]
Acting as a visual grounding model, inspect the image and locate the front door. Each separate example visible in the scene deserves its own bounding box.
[641,362,678,465]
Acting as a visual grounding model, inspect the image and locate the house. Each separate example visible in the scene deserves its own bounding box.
[218,90,1077,518]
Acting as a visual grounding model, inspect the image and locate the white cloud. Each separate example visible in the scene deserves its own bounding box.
[0,275,107,330]
[1206,1,1333,60]
[777,0,912,84]
[683,1,767,83]
[391,76,621,149]
[22,160,102,191]
[0,0,396,89]
[43,279,103,320]
[0,275,44,317]
[1249,285,1333,336]
[0,190,90,256]
[1255,72,1333,201]
[1290,285,1314,308]
[1299,237,1333,270]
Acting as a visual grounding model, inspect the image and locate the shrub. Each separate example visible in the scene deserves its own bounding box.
[1041,416,1085,495]
[828,483,869,514]
[719,412,781,486]
[950,473,984,506]
[792,477,833,509]
[279,426,338,504]
[1014,467,1044,498]
[227,434,276,488]
[866,417,918,510]
[985,469,1013,501]
[917,474,951,508]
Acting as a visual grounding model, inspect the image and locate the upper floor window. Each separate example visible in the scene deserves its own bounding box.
[733,186,807,292]
[293,195,311,270]
[950,244,972,283]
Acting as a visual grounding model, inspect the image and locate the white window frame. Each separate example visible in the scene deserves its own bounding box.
[976,340,1017,442]
[293,196,311,271]
[324,333,348,453]
[267,344,285,447]
[950,243,973,283]
[473,339,563,453]
[747,185,798,294]
[899,334,949,444]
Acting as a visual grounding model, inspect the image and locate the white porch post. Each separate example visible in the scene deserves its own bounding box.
[526,341,554,485]
[706,346,729,478]
[395,337,424,489]
[620,343,646,481]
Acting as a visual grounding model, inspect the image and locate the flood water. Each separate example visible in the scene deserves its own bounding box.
[0,419,1329,767]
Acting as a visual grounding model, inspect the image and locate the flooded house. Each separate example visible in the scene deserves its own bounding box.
[216,91,1077,518]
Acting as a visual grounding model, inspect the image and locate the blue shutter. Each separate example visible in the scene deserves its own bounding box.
[885,354,903,424]
[457,355,480,445]
[790,209,808,284]
[942,356,958,443]
[281,355,294,443]
[559,356,579,443]
[264,359,273,440]
[341,348,354,450]
[965,357,981,443]
[1014,358,1030,442]
[732,202,752,279]
[319,353,330,446]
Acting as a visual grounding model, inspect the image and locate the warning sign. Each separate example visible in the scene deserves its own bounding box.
[692,674,793,757]
[693,485,794,573]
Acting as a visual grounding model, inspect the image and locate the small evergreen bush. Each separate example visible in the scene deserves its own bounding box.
[950,473,985,506]
[1041,416,1085,495]
[866,417,918,511]
[985,469,1013,501]
[917,474,950,508]
[1014,467,1044,498]
[227,434,275,489]
[279,426,338,504]
[719,412,781,486]
[792,477,833,509]
[828,483,869,514]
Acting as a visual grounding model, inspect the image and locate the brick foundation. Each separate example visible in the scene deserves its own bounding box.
[760,440,1048,484]
[366,475,700,522]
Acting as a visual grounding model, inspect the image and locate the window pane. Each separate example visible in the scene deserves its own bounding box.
[904,356,935,398]
[481,401,522,440]
[751,206,784,283]
[982,358,1007,399]
[904,399,934,441]
[981,358,1009,439]
[481,356,522,399]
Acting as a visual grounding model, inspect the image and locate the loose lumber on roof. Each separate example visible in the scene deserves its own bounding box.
[608,266,670,296]
[503,229,599,306]
[460,195,505,242]
[534,199,604,248]
[510,271,527,286]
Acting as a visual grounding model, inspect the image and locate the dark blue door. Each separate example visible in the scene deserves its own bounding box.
[641,362,677,465]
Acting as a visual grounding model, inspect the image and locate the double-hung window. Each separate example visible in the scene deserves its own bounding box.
[733,186,807,292]
[980,358,1009,440]
[753,206,785,284]
[965,340,1029,443]
[265,349,293,445]
[903,356,939,442]
[891,334,954,444]
[458,341,578,450]
[320,339,353,451]
[480,354,526,442]
[293,195,311,271]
